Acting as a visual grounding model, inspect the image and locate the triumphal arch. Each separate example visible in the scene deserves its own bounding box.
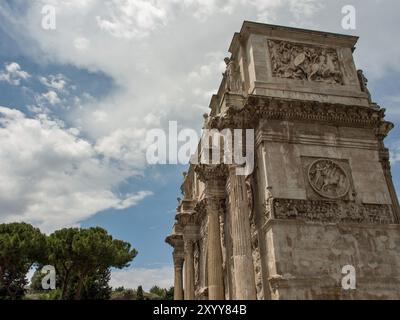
[166,21,400,300]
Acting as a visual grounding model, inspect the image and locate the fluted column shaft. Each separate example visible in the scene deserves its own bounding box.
[229,168,257,300]
[195,164,227,300]
[184,240,195,300]
[207,197,225,300]
[173,254,184,300]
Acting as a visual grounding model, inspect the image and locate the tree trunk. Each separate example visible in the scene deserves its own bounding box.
[60,269,71,300]
[74,274,85,300]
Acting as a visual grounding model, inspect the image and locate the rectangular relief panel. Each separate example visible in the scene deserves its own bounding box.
[268,40,344,85]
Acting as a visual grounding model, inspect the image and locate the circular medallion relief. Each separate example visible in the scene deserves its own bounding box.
[308,159,350,199]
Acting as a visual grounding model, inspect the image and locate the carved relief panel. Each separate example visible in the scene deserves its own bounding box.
[302,157,354,201]
[273,198,394,225]
[262,157,397,225]
[267,40,344,85]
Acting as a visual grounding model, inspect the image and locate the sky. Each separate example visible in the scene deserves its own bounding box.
[0,0,400,290]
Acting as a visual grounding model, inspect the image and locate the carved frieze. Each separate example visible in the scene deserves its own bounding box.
[270,198,395,225]
[268,40,343,85]
[207,95,385,131]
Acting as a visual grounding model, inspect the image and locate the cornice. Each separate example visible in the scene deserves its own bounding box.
[230,21,359,53]
[207,95,386,131]
[165,233,183,248]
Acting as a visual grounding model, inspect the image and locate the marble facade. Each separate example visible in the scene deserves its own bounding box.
[166,21,400,300]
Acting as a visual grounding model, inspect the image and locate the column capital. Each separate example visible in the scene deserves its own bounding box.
[195,164,228,183]
[165,233,183,249]
[196,164,228,200]
[183,226,200,243]
[205,197,226,216]
[176,211,195,226]
[173,251,184,267]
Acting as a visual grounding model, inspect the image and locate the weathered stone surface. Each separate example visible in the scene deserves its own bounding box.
[264,220,400,300]
[166,21,400,300]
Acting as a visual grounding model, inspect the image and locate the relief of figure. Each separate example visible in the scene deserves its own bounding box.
[263,187,273,222]
[357,69,372,103]
[274,200,285,219]
[312,162,329,188]
[219,210,226,270]
[251,235,263,300]
[199,236,207,288]
[308,160,350,199]
[194,242,200,288]
[245,176,254,218]
[287,203,299,218]
[181,171,194,199]
[309,50,342,83]
[308,52,325,80]
[224,57,242,93]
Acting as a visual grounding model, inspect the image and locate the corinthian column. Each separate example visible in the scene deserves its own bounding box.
[195,164,227,300]
[229,166,257,300]
[173,253,184,300]
[175,199,199,300]
[165,229,185,300]
[184,239,195,300]
[206,196,225,300]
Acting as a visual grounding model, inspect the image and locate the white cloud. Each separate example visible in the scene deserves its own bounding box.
[115,190,154,209]
[96,0,168,39]
[110,265,173,291]
[39,74,68,92]
[41,90,61,105]
[181,0,241,21]
[73,37,90,51]
[0,62,30,85]
[1,0,400,227]
[188,51,226,109]
[94,127,149,167]
[389,137,400,164]
[0,106,152,232]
